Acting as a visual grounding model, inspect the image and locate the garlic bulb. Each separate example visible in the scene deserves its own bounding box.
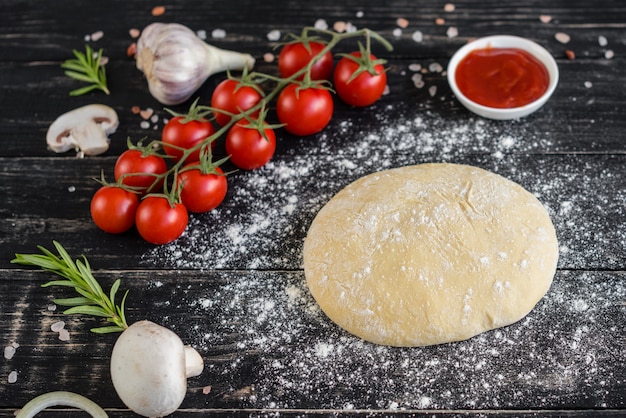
[136,22,255,105]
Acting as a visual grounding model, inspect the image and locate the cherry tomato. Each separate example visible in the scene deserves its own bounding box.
[276,84,334,136]
[114,149,167,193]
[211,79,263,126]
[225,120,277,170]
[333,52,387,107]
[162,116,215,162]
[90,186,139,234]
[177,165,228,213]
[278,41,333,81]
[135,196,188,245]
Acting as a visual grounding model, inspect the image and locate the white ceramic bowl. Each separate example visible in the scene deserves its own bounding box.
[447,35,559,120]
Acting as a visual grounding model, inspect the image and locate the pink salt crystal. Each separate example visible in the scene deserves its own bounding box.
[396,18,409,28]
[555,32,571,44]
[539,15,552,23]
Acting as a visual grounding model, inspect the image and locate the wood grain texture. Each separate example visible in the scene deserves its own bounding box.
[1,0,625,416]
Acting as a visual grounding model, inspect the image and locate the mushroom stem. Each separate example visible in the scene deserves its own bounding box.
[184,345,204,378]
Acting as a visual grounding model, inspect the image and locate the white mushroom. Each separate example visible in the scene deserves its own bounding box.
[110,320,204,418]
[46,104,119,156]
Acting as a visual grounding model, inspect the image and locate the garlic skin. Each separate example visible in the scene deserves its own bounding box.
[136,23,255,105]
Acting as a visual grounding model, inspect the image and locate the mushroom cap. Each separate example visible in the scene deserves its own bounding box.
[46,104,118,156]
[110,320,188,418]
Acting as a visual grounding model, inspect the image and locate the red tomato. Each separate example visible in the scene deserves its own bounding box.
[225,120,276,170]
[276,84,334,136]
[177,165,228,213]
[162,116,215,162]
[333,52,387,107]
[135,196,188,245]
[114,149,167,193]
[211,79,263,126]
[278,41,333,81]
[90,186,139,234]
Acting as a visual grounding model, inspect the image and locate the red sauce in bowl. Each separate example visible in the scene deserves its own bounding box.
[455,47,550,109]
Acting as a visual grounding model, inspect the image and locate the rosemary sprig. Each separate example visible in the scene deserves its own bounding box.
[11,241,128,334]
[61,44,110,96]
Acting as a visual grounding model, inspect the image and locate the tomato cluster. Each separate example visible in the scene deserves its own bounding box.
[90,28,391,245]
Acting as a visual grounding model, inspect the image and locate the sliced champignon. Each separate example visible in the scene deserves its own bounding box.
[110,320,204,418]
[46,104,119,156]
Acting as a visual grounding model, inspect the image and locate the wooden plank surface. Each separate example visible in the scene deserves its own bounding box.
[1,0,625,416]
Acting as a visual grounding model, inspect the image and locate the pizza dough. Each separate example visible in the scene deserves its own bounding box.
[303,163,559,347]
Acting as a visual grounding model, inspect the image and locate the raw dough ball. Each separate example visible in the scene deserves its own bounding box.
[303,163,558,347]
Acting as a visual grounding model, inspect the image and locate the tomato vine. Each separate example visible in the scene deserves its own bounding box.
[93,27,393,243]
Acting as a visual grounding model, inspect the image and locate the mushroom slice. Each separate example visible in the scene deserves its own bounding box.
[46,104,119,156]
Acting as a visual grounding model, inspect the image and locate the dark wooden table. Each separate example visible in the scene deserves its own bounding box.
[1,0,625,417]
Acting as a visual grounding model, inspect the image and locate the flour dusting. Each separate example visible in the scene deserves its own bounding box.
[140,104,626,410]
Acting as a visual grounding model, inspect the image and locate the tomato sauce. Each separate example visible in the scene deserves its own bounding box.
[455,47,550,108]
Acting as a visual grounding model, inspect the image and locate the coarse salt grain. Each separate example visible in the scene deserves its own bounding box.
[333,21,347,33]
[197,30,207,40]
[58,328,71,341]
[604,50,614,59]
[212,29,226,39]
[140,108,154,120]
[411,30,423,43]
[444,3,455,12]
[4,345,16,360]
[598,35,608,47]
[151,6,165,16]
[555,32,570,44]
[429,62,443,73]
[411,73,424,88]
[393,28,402,38]
[267,30,281,42]
[8,371,18,384]
[539,15,552,23]
[127,43,136,57]
[129,28,140,38]
[263,53,275,63]
[90,31,104,41]
[446,26,458,38]
[51,321,65,333]
[396,18,409,28]
[314,19,329,30]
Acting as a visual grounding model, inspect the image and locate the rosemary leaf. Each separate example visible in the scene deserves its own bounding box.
[12,241,129,333]
[64,305,111,318]
[61,45,110,96]
[53,296,94,307]
[69,84,100,97]
[41,280,80,288]
[91,325,126,334]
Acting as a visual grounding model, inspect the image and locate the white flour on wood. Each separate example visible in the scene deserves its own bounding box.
[141,105,626,409]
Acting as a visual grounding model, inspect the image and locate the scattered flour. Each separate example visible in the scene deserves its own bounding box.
[139,99,626,410]
[163,268,625,410]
